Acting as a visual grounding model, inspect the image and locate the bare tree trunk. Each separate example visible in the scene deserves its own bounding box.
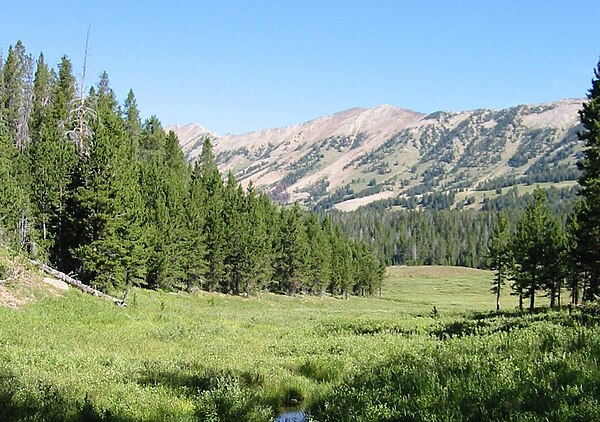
[32,260,126,306]
[77,25,90,154]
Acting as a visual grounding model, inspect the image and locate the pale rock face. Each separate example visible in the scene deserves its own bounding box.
[167,99,584,210]
[521,99,581,129]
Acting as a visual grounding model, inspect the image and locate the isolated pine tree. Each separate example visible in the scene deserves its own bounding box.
[488,212,512,311]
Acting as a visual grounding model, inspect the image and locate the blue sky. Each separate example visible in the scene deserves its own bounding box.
[2,1,599,134]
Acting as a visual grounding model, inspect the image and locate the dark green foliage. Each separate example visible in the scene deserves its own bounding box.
[69,77,143,292]
[273,204,309,295]
[488,212,512,311]
[512,189,550,311]
[510,188,567,312]
[0,123,31,248]
[28,55,78,264]
[327,207,492,268]
[308,313,600,422]
[1,40,33,152]
[0,40,385,298]
[324,185,577,272]
[122,89,141,153]
[574,59,600,300]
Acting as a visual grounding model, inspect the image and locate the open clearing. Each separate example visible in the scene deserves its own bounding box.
[0,256,597,421]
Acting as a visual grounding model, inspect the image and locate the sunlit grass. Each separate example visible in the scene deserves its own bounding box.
[0,256,597,421]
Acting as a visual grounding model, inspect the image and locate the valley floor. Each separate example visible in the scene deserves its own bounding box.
[0,257,598,421]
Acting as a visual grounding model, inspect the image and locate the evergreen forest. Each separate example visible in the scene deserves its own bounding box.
[1,40,600,312]
[0,41,384,298]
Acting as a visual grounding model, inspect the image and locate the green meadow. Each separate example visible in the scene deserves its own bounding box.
[0,252,599,421]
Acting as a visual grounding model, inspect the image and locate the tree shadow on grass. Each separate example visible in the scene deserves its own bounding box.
[136,366,264,396]
[0,372,134,422]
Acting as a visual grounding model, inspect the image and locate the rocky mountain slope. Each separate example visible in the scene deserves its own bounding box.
[167,99,583,210]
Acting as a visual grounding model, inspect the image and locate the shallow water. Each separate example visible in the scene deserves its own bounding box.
[275,409,306,422]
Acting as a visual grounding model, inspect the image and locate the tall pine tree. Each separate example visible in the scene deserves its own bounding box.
[575,59,600,300]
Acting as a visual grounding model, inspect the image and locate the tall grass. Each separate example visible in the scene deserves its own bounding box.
[0,262,597,421]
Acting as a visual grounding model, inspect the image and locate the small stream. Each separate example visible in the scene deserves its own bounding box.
[275,409,306,422]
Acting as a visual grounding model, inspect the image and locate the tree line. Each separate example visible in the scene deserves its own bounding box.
[322,185,577,272]
[0,40,384,297]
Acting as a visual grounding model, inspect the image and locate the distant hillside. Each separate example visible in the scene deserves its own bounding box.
[167,99,583,210]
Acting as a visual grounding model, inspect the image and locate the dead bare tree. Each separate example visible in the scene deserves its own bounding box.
[67,24,95,156]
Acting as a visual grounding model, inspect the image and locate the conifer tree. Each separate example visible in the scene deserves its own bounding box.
[28,56,78,261]
[240,183,272,296]
[222,171,245,294]
[1,40,33,152]
[179,162,207,292]
[122,89,141,154]
[512,188,554,311]
[575,59,600,300]
[0,41,36,251]
[488,212,512,311]
[538,215,566,308]
[327,224,353,297]
[29,53,54,141]
[305,214,332,295]
[0,122,30,247]
[199,139,227,291]
[139,115,165,161]
[352,242,384,296]
[70,73,142,291]
[566,203,585,304]
[141,130,189,289]
[274,204,308,294]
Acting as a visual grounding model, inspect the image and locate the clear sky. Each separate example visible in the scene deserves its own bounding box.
[2,1,599,135]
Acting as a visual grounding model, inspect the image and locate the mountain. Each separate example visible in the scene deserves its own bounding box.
[167,99,583,210]
[166,123,217,153]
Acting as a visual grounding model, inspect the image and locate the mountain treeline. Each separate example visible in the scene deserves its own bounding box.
[325,185,578,269]
[0,40,384,297]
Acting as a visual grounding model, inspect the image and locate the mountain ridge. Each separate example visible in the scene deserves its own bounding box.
[167,98,583,210]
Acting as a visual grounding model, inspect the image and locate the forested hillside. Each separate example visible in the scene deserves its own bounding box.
[327,184,578,268]
[0,40,384,297]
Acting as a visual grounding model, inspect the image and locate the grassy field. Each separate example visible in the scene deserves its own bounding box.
[0,251,598,421]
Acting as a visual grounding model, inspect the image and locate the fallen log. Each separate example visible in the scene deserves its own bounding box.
[31,260,126,306]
